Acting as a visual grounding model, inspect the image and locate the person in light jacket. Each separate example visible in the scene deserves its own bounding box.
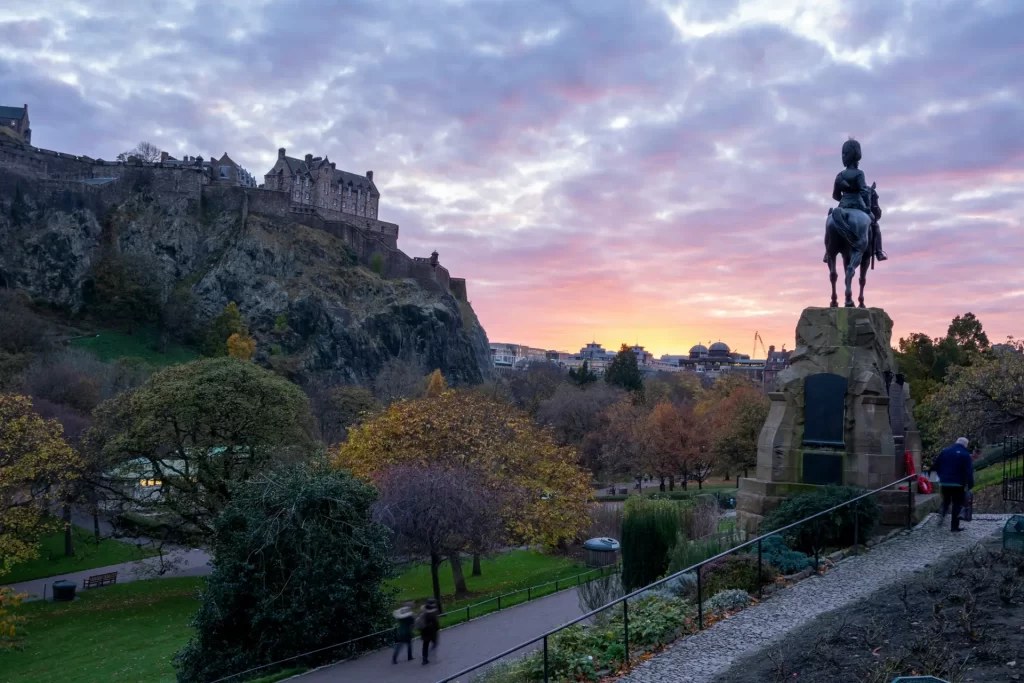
[391,602,415,664]
[933,437,975,532]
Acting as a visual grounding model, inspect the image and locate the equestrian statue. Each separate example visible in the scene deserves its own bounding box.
[824,138,887,308]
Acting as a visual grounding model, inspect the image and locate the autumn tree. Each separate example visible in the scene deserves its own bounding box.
[88,358,316,540]
[226,332,256,360]
[0,394,80,577]
[337,390,590,572]
[536,383,623,472]
[600,396,654,488]
[605,344,643,392]
[375,465,504,610]
[202,302,248,358]
[709,385,770,478]
[425,369,447,397]
[646,401,692,491]
[116,141,163,163]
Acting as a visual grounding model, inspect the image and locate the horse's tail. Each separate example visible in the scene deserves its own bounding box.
[829,206,858,247]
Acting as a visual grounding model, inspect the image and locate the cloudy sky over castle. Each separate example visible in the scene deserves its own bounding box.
[2,0,1022,354]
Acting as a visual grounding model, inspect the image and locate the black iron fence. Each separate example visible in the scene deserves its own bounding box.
[207,562,620,683]
[1004,435,1024,502]
[437,473,918,683]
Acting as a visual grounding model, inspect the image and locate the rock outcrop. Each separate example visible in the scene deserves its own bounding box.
[0,180,491,386]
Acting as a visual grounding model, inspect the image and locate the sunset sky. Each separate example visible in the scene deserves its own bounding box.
[2,0,1022,357]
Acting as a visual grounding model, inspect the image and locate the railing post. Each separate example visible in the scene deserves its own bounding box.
[543,635,549,683]
[814,520,820,575]
[906,481,913,530]
[623,597,630,667]
[757,538,763,600]
[528,586,532,602]
[697,568,703,630]
[498,594,501,611]
[853,499,859,555]
[466,605,470,623]
[555,578,559,592]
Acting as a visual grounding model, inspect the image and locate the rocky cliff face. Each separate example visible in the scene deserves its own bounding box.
[0,184,492,385]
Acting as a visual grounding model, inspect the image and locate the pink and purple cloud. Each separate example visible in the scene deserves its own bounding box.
[1,0,1022,355]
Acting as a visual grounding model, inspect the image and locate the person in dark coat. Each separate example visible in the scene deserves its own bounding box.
[933,437,975,532]
[416,597,441,665]
[391,601,415,664]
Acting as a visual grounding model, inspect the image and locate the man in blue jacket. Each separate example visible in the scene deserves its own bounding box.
[933,437,975,532]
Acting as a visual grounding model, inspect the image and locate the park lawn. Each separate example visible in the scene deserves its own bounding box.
[2,577,203,683]
[389,550,587,614]
[973,464,1003,490]
[3,525,160,585]
[72,327,198,367]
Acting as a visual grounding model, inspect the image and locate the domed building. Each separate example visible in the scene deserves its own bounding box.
[708,341,731,357]
[688,344,709,359]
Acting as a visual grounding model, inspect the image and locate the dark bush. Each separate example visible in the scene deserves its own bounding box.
[761,485,880,554]
[173,464,393,683]
[0,290,47,354]
[621,498,681,591]
[698,554,777,598]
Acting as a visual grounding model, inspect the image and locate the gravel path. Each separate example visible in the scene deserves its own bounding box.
[621,514,1011,683]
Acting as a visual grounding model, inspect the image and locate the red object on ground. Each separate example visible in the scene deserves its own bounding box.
[904,451,917,476]
[903,450,933,493]
[917,477,932,494]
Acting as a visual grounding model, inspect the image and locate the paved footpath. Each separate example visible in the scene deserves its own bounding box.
[622,514,1011,683]
[297,586,587,683]
[2,547,211,601]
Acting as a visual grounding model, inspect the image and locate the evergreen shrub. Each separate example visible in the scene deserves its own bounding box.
[760,485,880,554]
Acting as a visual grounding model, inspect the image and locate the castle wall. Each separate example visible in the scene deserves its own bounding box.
[1,138,467,303]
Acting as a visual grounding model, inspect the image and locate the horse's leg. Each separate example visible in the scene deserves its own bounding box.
[858,258,869,308]
[829,254,838,308]
[843,250,856,307]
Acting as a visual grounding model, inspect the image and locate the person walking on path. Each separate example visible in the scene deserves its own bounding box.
[933,436,975,532]
[391,601,416,664]
[416,597,441,665]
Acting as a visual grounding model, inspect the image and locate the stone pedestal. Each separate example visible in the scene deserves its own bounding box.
[737,306,915,532]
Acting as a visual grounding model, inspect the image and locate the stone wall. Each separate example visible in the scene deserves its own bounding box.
[1,138,469,305]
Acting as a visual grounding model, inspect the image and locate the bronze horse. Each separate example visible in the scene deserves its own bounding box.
[825,183,880,308]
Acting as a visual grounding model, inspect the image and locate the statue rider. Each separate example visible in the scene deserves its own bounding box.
[824,138,886,263]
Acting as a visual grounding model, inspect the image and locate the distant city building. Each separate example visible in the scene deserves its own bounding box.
[763,345,793,387]
[490,343,549,369]
[0,104,31,144]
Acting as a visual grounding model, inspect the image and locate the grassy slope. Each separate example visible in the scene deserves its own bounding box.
[3,526,159,585]
[5,551,583,682]
[71,327,198,367]
[3,577,202,683]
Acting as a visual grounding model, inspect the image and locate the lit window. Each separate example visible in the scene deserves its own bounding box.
[139,479,162,487]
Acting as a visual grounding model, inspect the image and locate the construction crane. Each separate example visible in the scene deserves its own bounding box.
[753,331,767,359]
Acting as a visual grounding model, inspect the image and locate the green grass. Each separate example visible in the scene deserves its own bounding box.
[3,525,160,585]
[389,550,588,625]
[1,551,586,682]
[1,577,203,683]
[72,327,198,367]
[973,465,1004,490]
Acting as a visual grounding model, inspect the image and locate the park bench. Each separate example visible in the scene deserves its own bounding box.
[83,571,118,589]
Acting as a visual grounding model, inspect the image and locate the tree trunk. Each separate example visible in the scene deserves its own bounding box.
[668,474,675,491]
[62,502,75,558]
[93,508,101,545]
[659,476,666,492]
[472,553,482,577]
[449,553,469,596]
[430,553,444,613]
[698,479,703,490]
[681,478,688,490]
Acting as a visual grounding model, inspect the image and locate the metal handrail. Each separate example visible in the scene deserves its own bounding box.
[208,561,620,682]
[437,473,917,683]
